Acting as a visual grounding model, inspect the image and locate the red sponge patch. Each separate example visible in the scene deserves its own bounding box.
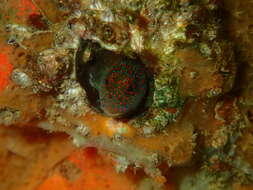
[0,53,13,93]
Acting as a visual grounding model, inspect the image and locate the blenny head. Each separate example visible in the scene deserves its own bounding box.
[76,40,153,119]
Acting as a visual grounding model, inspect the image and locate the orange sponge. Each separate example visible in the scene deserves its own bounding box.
[0,53,13,93]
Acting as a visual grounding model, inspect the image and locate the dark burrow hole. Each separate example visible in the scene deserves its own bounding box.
[76,40,154,119]
[247,110,253,123]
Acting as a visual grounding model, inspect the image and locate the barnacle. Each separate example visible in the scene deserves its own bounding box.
[33,48,73,92]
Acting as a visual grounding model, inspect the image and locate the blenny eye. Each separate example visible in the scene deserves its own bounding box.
[76,41,152,118]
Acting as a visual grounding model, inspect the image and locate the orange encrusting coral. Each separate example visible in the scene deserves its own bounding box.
[0,0,39,94]
[38,148,176,190]
[1,0,39,26]
[38,148,137,190]
[82,112,136,138]
[78,110,194,166]
[16,0,38,18]
[0,53,13,94]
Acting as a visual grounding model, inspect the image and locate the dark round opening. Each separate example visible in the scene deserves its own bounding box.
[76,40,153,119]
